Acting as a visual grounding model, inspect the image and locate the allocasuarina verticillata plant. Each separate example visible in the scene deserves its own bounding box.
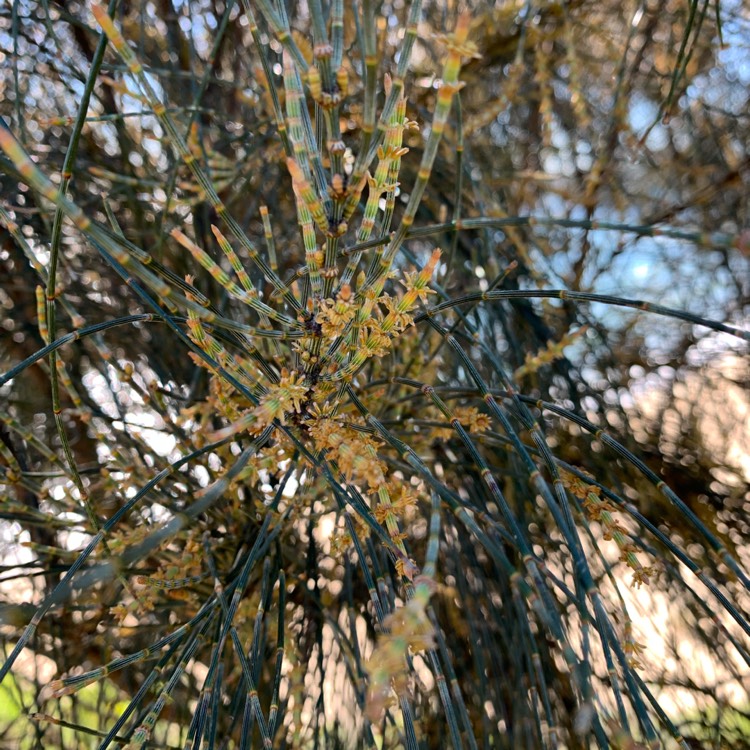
[0,1,749,748]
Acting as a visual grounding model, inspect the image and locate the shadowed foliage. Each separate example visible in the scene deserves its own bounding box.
[0,0,749,748]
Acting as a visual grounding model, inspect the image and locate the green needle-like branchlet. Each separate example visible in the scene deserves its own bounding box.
[1,4,748,749]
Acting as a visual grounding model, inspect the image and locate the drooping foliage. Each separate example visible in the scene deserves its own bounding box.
[0,1,749,748]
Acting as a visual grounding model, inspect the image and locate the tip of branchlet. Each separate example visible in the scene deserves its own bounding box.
[90,2,106,24]
[39,679,69,701]
[454,9,471,43]
[383,72,392,97]
[170,227,190,245]
[286,157,303,184]
[210,223,228,243]
[90,3,122,44]
[425,248,442,275]
[206,413,256,442]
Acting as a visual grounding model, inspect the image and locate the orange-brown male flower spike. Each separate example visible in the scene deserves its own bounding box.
[254,368,308,427]
[317,285,356,338]
[400,248,441,306]
[433,11,481,62]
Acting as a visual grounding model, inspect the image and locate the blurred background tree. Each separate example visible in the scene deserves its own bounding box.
[0,0,748,748]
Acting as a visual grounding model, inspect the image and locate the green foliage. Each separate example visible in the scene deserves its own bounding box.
[0,1,749,748]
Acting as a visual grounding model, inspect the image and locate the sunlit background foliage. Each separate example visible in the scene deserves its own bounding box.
[0,0,749,748]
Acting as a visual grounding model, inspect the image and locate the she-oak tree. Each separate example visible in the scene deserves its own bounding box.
[0,0,749,748]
